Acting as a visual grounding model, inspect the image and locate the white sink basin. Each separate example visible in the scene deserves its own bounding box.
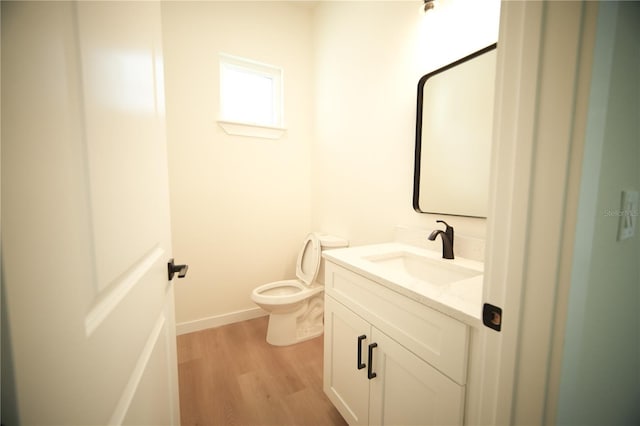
[322,242,484,322]
[363,251,482,286]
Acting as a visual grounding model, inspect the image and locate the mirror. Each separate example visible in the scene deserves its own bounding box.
[413,44,497,218]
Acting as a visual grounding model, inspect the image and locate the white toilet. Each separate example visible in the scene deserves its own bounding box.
[251,233,348,346]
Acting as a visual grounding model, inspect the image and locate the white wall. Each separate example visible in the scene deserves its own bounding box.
[161,2,315,327]
[312,0,499,246]
[162,0,500,328]
[558,2,640,423]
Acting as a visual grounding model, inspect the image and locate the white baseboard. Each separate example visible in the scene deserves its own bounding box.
[176,307,267,335]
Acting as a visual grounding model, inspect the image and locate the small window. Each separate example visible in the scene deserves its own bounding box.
[218,54,285,139]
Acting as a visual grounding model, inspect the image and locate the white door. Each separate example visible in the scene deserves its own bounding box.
[2,2,181,424]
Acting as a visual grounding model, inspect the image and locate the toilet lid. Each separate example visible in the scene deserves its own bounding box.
[296,233,322,286]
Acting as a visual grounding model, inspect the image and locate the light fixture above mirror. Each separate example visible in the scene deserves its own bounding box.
[423,0,436,13]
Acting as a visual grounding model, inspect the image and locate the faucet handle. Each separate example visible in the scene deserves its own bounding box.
[436,220,452,230]
[436,220,454,252]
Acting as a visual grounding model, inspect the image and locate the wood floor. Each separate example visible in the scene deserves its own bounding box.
[177,316,348,426]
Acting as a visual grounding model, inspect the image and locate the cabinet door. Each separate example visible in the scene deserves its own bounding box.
[369,328,465,426]
[324,296,371,425]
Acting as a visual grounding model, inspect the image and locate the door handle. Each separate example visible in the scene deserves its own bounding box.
[357,335,366,370]
[367,343,378,380]
[168,259,189,281]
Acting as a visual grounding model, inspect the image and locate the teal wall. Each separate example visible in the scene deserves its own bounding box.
[558,2,640,424]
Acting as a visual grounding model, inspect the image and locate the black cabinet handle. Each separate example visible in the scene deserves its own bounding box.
[357,335,366,370]
[367,343,378,379]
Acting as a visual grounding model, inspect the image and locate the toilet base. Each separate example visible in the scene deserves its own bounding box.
[265,294,324,346]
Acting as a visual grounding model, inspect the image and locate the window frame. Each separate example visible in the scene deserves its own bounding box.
[217,53,286,139]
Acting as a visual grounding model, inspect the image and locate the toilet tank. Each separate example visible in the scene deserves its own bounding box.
[316,233,349,285]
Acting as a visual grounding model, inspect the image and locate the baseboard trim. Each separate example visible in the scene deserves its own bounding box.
[176,307,267,335]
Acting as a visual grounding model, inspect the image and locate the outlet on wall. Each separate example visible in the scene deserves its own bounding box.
[617,190,638,241]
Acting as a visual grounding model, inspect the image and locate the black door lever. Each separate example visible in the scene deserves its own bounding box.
[168,259,189,281]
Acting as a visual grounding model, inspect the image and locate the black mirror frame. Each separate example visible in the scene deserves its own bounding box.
[413,43,498,217]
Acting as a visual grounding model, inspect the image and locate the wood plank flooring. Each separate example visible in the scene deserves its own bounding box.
[177,316,348,426]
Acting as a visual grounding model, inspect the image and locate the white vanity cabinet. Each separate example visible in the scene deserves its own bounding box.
[323,261,469,426]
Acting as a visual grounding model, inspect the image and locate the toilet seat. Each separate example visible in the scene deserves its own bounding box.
[251,279,323,306]
[252,234,323,305]
[295,233,321,285]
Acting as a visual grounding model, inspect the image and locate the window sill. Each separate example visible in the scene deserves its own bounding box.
[217,120,287,140]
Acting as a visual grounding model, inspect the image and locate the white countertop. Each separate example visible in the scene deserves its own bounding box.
[323,242,484,327]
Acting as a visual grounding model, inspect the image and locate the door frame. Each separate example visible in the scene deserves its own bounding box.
[478,1,598,424]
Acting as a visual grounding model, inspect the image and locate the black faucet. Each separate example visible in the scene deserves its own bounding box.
[428,220,454,259]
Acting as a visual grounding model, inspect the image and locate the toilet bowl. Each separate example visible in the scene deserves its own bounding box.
[251,233,348,346]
